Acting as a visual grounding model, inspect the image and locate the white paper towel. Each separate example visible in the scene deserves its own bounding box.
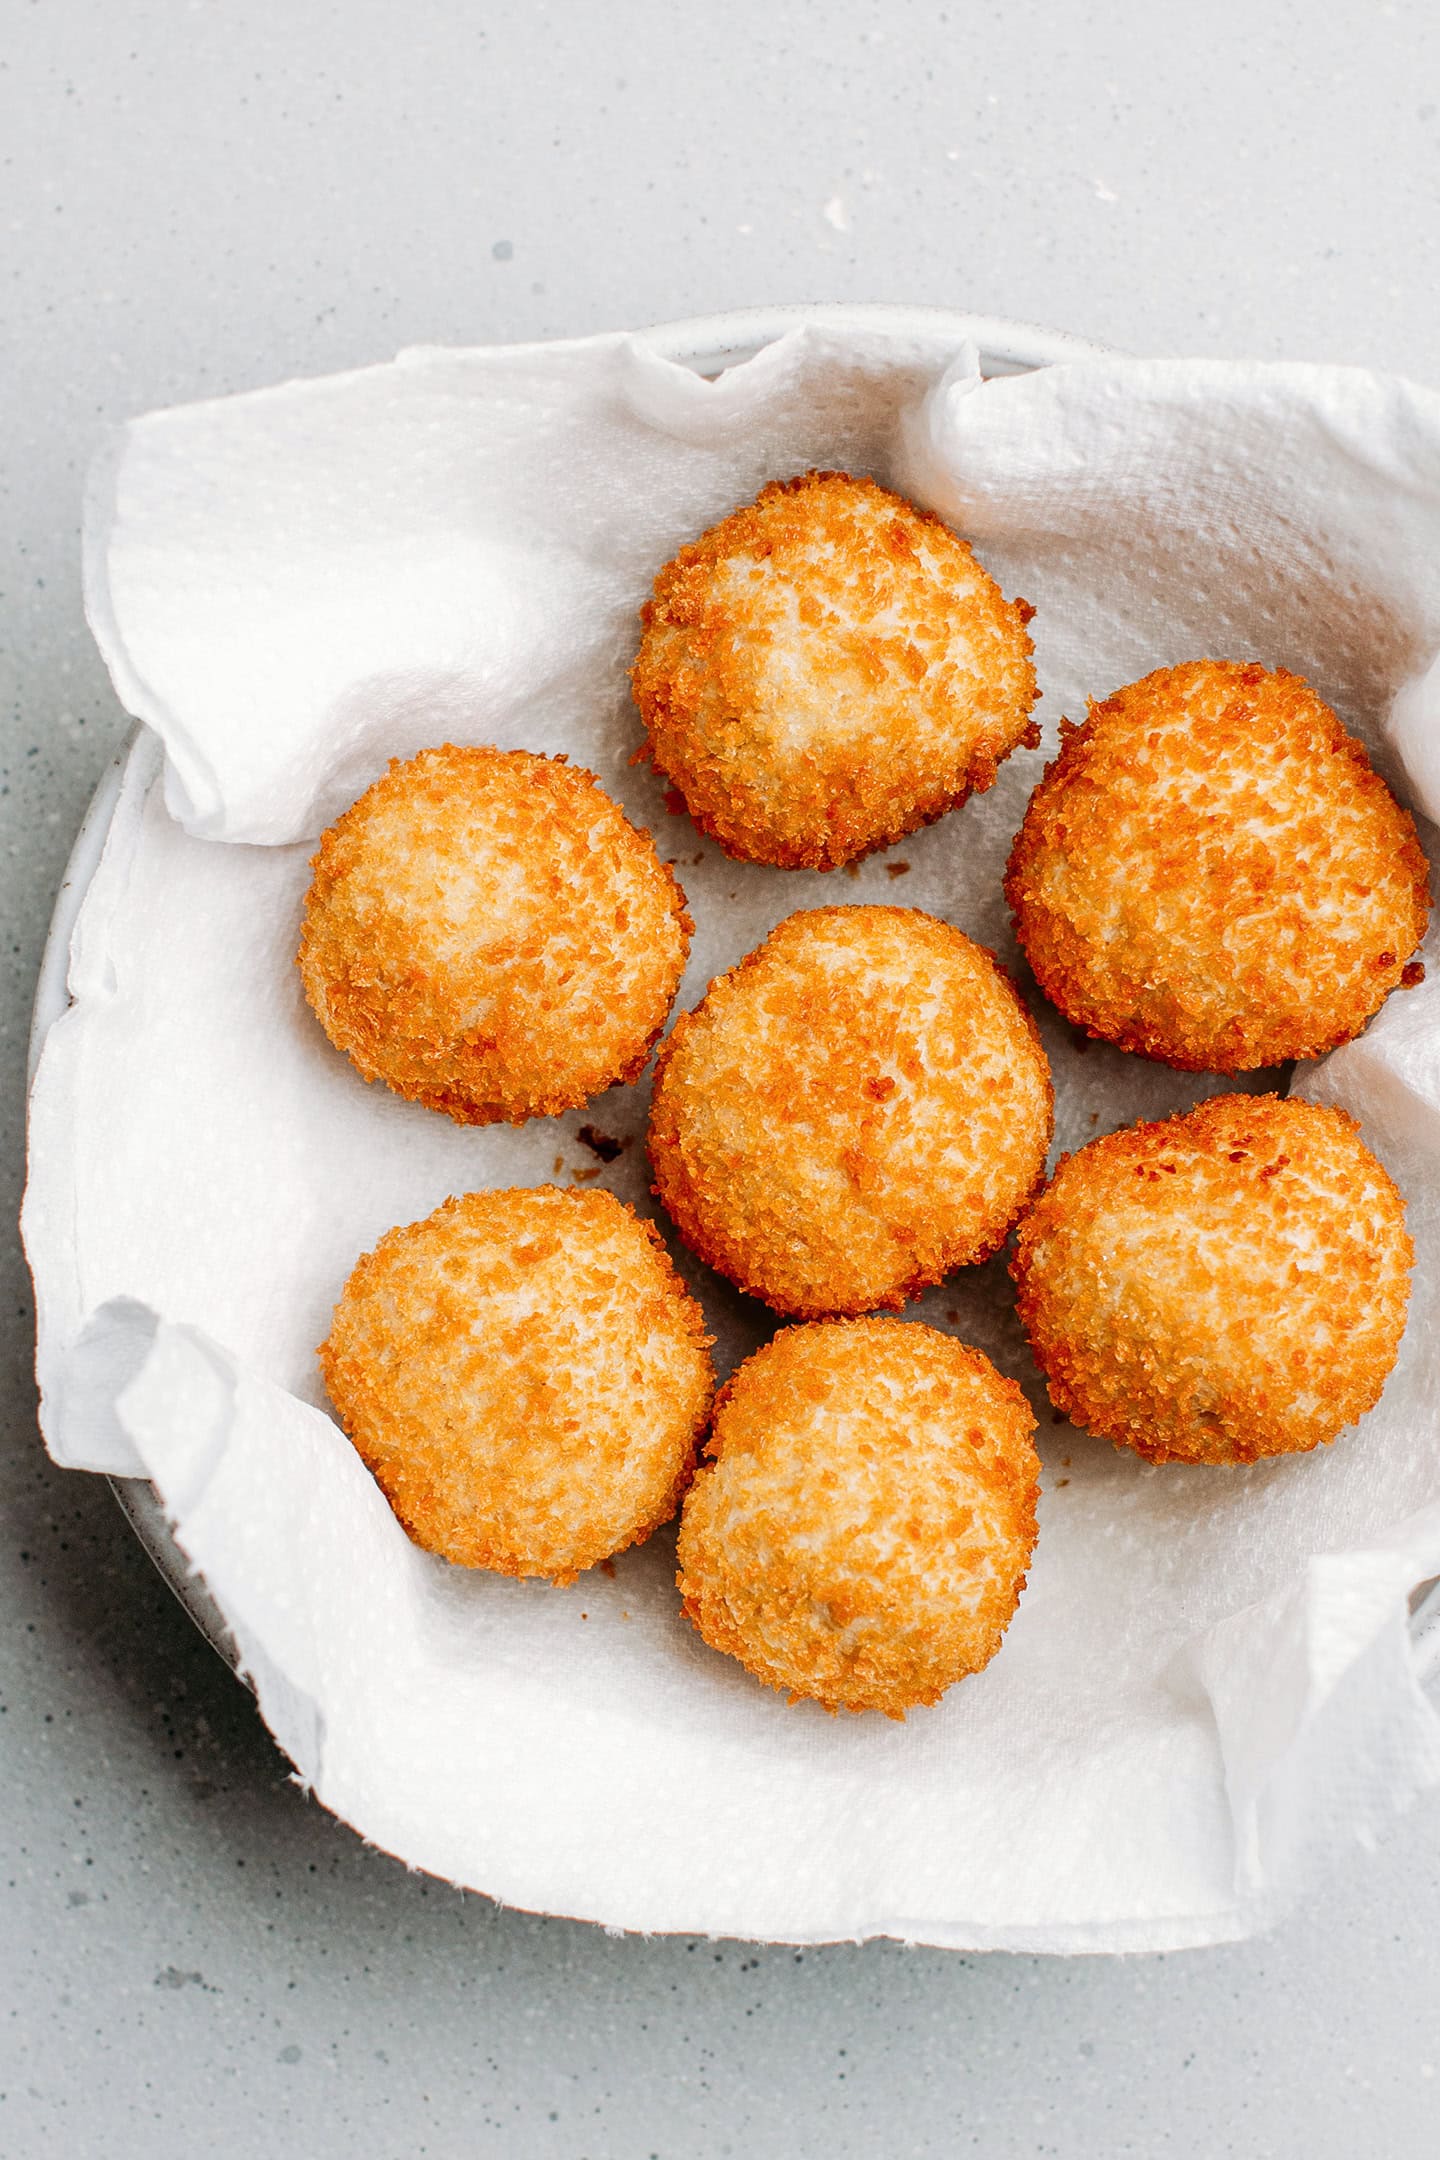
[24,322,1440,1949]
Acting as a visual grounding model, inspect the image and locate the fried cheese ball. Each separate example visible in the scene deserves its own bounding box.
[320,1186,715,1582]
[1005,662,1430,1072]
[299,745,692,1125]
[631,469,1039,870]
[677,1317,1041,1715]
[648,905,1053,1318]
[1010,1094,1412,1467]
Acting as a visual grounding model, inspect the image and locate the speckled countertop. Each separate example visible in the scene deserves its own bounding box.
[5,5,1440,2154]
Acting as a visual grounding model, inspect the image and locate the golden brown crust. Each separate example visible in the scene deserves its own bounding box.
[299,744,693,1125]
[1005,661,1431,1072]
[1010,1093,1413,1465]
[320,1185,715,1581]
[631,469,1039,870]
[647,905,1054,1318]
[676,1316,1040,1715]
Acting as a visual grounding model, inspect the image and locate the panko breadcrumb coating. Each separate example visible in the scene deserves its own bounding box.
[648,905,1053,1318]
[677,1317,1040,1716]
[631,469,1039,869]
[1005,662,1430,1072]
[1010,1094,1412,1466]
[320,1186,715,1581]
[299,744,692,1124]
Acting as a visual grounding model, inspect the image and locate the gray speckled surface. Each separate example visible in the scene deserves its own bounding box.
[4,3,1440,2152]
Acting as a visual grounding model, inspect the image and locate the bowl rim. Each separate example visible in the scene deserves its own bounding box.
[633,301,1114,377]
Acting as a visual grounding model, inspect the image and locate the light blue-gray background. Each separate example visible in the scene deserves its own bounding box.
[5,4,1439,2153]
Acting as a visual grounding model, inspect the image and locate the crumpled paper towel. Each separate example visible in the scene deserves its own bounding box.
[23,320,1440,1950]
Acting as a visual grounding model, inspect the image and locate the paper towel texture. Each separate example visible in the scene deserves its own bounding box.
[24,323,1440,1947]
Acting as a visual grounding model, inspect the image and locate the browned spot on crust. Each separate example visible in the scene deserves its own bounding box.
[577,1125,627,1163]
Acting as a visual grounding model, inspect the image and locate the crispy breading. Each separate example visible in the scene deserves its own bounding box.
[1004,661,1430,1072]
[299,744,692,1124]
[1010,1094,1412,1466]
[648,905,1053,1318]
[320,1186,715,1582]
[676,1317,1040,1715]
[631,469,1039,870]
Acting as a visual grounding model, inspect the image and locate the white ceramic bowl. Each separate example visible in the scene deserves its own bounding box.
[29,302,1440,1697]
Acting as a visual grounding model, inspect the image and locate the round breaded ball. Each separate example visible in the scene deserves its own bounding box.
[1005,661,1431,1072]
[631,469,1039,870]
[299,744,692,1125]
[320,1186,715,1582]
[677,1317,1040,1715]
[1010,1093,1412,1466]
[648,905,1053,1318]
